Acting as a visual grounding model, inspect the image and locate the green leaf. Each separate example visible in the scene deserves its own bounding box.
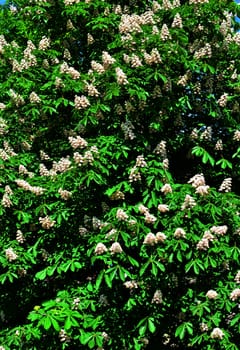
[192,146,204,157]
[46,265,57,276]
[28,311,40,322]
[51,317,60,331]
[185,261,194,273]
[43,317,51,330]
[95,334,104,347]
[118,266,126,281]
[175,323,185,340]
[104,274,112,288]
[216,158,232,169]
[139,324,147,336]
[148,318,156,333]
[73,261,82,269]
[155,260,165,272]
[140,261,150,276]
[177,250,182,262]
[80,332,92,345]
[151,262,158,276]
[128,255,139,267]
[193,262,200,274]
[64,317,72,330]
[88,337,95,349]
[35,270,47,280]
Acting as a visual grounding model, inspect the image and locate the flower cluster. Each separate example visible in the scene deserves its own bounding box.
[39,164,56,177]
[219,178,232,192]
[129,54,142,68]
[152,85,162,98]
[59,329,70,343]
[200,323,209,332]
[116,67,128,85]
[121,120,135,140]
[210,225,228,236]
[143,48,162,65]
[0,34,7,54]
[206,289,218,299]
[174,228,186,239]
[10,89,25,107]
[63,49,71,60]
[52,157,72,173]
[116,209,128,221]
[68,136,88,149]
[124,280,138,289]
[189,0,209,4]
[129,155,147,182]
[161,183,172,194]
[39,216,56,229]
[29,92,41,104]
[143,231,167,245]
[177,73,190,86]
[196,225,227,251]
[233,130,240,142]
[15,179,45,195]
[181,194,196,210]
[196,236,210,251]
[105,228,117,241]
[143,232,156,245]
[90,60,105,74]
[215,139,223,151]
[58,188,72,200]
[94,242,123,255]
[235,271,240,284]
[200,126,212,141]
[16,230,25,244]
[229,288,240,301]
[162,158,169,170]
[40,150,50,161]
[129,166,141,182]
[210,328,224,339]
[38,36,51,51]
[152,290,163,304]
[188,173,209,196]
[217,93,228,107]
[119,14,143,34]
[157,204,169,213]
[203,230,214,241]
[11,40,37,72]
[84,82,100,97]
[102,51,116,69]
[60,62,80,79]
[109,190,125,201]
[172,13,183,28]
[144,211,157,224]
[190,128,198,140]
[73,150,94,166]
[72,297,80,310]
[154,141,167,157]
[5,248,18,262]
[161,24,171,41]
[109,242,123,254]
[1,189,13,208]
[74,95,90,109]
[19,164,30,176]
[194,43,212,59]
[79,226,88,237]
[87,33,94,45]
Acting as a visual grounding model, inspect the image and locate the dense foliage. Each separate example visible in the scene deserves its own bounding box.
[0,0,240,349]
